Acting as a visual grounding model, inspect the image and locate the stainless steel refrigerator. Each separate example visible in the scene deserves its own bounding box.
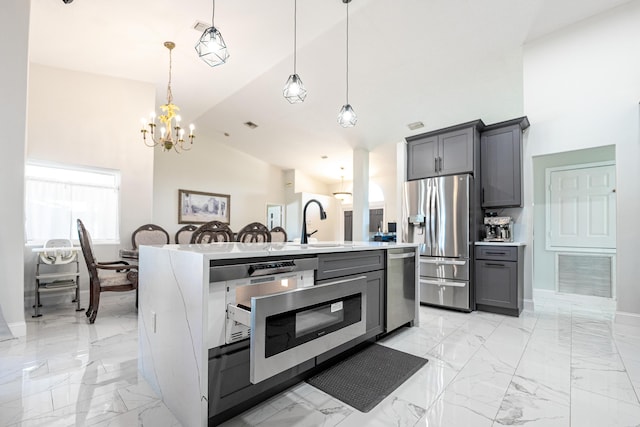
[402,174,472,311]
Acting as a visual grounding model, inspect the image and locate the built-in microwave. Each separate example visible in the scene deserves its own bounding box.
[213,257,367,384]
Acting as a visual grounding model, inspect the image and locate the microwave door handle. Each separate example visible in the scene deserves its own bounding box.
[248,265,295,276]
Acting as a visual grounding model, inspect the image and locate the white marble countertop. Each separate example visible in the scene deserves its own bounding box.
[142,241,419,261]
[475,241,526,247]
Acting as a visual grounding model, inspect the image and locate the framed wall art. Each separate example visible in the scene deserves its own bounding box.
[178,189,230,224]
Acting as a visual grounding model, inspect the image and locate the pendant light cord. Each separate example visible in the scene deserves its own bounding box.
[345,1,349,104]
[293,0,298,74]
[211,0,216,27]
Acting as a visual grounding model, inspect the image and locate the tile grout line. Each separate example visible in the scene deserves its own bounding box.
[422,313,506,417]
[607,314,640,407]
[488,311,540,425]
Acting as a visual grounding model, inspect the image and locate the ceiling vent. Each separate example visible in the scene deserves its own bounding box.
[407,121,425,130]
[244,121,258,129]
[193,21,210,32]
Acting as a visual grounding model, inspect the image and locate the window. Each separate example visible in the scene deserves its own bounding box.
[25,162,120,244]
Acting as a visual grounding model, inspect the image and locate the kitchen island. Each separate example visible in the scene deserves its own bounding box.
[138,241,418,427]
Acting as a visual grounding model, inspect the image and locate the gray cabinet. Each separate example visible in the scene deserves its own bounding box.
[480,117,529,208]
[315,250,386,364]
[474,245,524,316]
[406,120,483,180]
[317,250,384,281]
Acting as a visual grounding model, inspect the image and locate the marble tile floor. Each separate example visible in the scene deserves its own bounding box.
[2,293,640,426]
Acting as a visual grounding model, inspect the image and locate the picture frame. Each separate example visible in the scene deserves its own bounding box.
[178,189,231,224]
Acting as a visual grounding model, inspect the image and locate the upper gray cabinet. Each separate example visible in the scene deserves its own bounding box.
[406,120,483,180]
[480,117,530,208]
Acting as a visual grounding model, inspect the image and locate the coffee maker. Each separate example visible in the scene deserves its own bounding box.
[483,213,514,242]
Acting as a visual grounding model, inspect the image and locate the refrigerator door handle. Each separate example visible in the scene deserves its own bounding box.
[419,278,467,288]
[420,259,467,266]
[425,180,432,252]
[432,178,439,254]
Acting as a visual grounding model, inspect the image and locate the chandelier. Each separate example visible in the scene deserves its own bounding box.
[141,41,195,153]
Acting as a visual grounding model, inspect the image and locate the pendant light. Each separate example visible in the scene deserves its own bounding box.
[337,0,357,127]
[195,0,230,67]
[283,0,307,103]
[333,167,352,201]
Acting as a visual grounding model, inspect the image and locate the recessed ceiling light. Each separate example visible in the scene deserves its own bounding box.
[407,121,424,130]
[244,121,258,129]
[321,155,328,159]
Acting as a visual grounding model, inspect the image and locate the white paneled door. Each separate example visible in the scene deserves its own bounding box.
[546,163,616,250]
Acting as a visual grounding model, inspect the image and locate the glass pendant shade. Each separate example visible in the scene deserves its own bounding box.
[195,26,229,67]
[338,103,357,127]
[283,73,307,103]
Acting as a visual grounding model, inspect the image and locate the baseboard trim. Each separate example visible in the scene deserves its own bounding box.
[533,288,616,309]
[8,321,26,337]
[524,299,535,311]
[615,311,640,327]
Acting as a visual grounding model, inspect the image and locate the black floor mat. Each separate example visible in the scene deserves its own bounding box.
[306,343,428,413]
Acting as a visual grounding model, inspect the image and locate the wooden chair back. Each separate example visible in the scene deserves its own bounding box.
[175,224,198,244]
[269,226,288,243]
[191,221,234,243]
[132,224,170,249]
[237,222,271,243]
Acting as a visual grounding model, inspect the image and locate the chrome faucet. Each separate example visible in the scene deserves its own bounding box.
[300,199,327,244]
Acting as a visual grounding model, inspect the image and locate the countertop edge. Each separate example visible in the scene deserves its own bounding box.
[140,241,419,260]
[475,241,526,247]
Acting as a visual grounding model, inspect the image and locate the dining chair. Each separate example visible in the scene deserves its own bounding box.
[269,226,288,243]
[191,221,234,243]
[175,224,198,244]
[131,224,170,249]
[77,219,138,324]
[236,222,271,243]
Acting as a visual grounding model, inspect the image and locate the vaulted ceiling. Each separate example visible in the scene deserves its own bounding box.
[29,0,634,183]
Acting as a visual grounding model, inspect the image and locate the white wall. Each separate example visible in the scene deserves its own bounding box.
[25,64,155,303]
[152,137,286,238]
[1,0,30,336]
[522,1,640,317]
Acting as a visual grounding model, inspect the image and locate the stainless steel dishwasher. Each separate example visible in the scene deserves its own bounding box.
[386,248,417,332]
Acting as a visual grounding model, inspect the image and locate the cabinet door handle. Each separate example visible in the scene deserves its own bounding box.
[486,251,506,255]
[482,188,485,204]
[435,157,438,172]
[485,262,506,267]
